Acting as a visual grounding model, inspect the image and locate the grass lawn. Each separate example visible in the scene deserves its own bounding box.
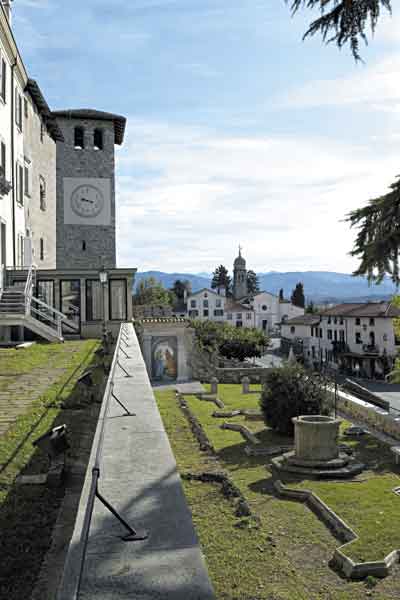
[288,429,400,563]
[155,386,400,600]
[0,340,102,600]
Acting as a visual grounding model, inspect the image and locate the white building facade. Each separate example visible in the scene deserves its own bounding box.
[244,291,304,334]
[185,288,255,328]
[281,302,400,379]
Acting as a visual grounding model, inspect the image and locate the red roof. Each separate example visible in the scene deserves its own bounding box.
[319,302,400,318]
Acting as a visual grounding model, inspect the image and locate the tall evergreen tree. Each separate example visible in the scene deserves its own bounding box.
[246,270,260,295]
[291,282,305,308]
[279,288,284,302]
[211,265,232,296]
[288,0,391,61]
[347,176,400,285]
[171,279,191,300]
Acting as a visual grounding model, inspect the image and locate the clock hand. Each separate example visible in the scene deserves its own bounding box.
[80,197,94,204]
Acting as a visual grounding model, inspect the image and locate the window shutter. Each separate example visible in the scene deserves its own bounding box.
[1,142,5,173]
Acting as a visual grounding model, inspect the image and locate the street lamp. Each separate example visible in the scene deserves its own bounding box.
[99,265,108,340]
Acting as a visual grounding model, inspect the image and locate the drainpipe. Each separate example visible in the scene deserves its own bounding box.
[10,57,16,268]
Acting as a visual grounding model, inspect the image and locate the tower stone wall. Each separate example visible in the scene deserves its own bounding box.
[233,249,247,300]
[55,116,116,269]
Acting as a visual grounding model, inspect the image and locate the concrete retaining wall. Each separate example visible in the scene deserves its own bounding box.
[330,389,400,441]
[215,367,270,384]
[274,479,399,579]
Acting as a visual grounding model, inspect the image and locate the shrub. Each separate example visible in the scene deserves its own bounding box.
[260,364,329,435]
[191,320,269,362]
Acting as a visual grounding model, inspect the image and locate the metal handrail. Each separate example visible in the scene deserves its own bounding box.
[32,295,67,320]
[67,323,142,600]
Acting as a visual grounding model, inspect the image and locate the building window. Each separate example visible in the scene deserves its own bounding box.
[39,176,46,211]
[236,313,242,320]
[203,309,209,317]
[86,280,102,321]
[40,122,45,142]
[109,279,127,320]
[216,299,222,308]
[17,233,24,267]
[203,299,209,308]
[319,328,323,339]
[369,318,375,326]
[355,332,362,344]
[334,330,337,341]
[333,317,337,324]
[0,141,5,175]
[24,98,28,119]
[82,240,86,251]
[93,128,103,150]
[327,329,332,340]
[311,327,314,337]
[290,326,295,334]
[15,88,22,131]
[24,159,30,197]
[327,316,331,324]
[355,318,361,326]
[214,309,224,317]
[339,317,344,325]
[74,126,85,149]
[16,163,23,205]
[339,330,345,342]
[0,58,6,102]
[262,304,267,311]
[246,312,252,320]
[40,238,44,261]
[190,299,196,308]
[227,313,232,320]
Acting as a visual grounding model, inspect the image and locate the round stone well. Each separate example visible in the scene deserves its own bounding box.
[271,414,364,479]
[294,415,340,464]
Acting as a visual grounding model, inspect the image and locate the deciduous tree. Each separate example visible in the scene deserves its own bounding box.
[133,277,172,305]
[260,364,329,435]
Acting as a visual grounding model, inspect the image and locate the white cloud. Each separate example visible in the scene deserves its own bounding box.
[278,53,400,112]
[115,119,400,274]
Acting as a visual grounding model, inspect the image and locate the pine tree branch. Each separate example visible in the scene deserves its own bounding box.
[288,0,392,60]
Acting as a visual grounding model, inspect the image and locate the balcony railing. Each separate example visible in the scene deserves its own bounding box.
[362,344,380,354]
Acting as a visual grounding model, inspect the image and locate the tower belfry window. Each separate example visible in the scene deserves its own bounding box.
[74,126,84,149]
[94,129,103,150]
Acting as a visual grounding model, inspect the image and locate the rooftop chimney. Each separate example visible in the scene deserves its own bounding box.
[1,1,12,24]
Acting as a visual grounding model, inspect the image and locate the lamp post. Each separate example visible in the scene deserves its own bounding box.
[99,265,108,342]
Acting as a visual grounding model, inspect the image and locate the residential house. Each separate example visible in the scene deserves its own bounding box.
[281,302,400,379]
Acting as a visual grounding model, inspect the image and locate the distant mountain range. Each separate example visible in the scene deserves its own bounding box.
[133,270,398,303]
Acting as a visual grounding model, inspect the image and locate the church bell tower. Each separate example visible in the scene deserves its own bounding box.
[233,246,247,300]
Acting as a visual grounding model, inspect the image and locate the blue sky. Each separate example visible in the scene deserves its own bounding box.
[13,0,400,274]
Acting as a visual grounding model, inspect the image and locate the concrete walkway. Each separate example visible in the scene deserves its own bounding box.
[58,325,215,600]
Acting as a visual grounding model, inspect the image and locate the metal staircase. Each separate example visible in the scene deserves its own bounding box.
[0,265,66,342]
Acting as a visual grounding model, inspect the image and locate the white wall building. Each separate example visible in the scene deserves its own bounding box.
[244,291,304,333]
[281,302,400,379]
[184,288,254,328]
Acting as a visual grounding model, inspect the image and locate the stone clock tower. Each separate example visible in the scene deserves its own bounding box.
[53,109,126,269]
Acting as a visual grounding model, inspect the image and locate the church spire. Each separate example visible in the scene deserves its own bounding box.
[233,246,247,300]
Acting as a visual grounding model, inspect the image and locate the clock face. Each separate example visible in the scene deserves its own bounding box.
[70,184,104,218]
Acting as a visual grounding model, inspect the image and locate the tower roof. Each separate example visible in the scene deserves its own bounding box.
[25,79,64,142]
[234,245,246,268]
[51,109,126,144]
